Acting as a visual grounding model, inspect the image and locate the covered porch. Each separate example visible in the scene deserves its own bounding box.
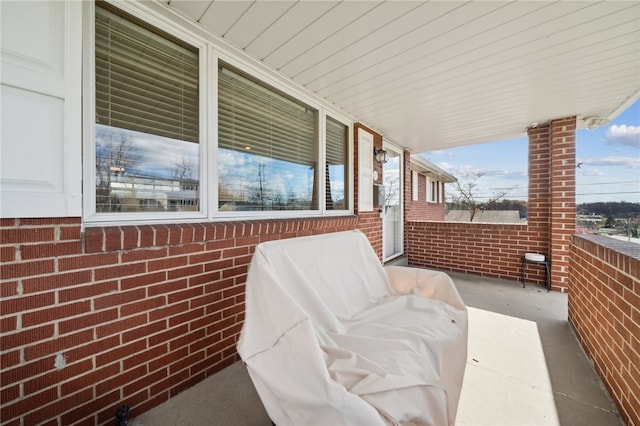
[1,1,638,425]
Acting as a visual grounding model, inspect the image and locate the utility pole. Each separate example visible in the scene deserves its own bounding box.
[258,163,265,211]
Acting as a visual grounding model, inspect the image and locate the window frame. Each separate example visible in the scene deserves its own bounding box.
[83,1,353,225]
[83,0,209,224]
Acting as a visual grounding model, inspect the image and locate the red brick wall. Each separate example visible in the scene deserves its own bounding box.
[405,119,577,291]
[405,221,548,284]
[569,235,640,426]
[406,172,446,221]
[0,216,365,425]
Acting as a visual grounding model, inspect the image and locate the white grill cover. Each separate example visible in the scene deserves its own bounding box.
[237,230,468,425]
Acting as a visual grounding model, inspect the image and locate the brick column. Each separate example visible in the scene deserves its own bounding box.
[527,125,551,240]
[549,117,576,290]
[527,117,576,291]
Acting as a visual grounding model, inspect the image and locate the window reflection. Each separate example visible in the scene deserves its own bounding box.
[95,125,200,213]
[218,148,314,211]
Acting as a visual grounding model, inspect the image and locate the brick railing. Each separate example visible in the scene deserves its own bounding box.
[569,235,640,426]
[405,220,551,288]
[1,216,363,425]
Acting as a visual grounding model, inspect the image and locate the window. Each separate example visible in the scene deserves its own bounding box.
[218,63,319,212]
[94,4,200,214]
[412,171,419,201]
[325,117,349,210]
[426,177,440,203]
[431,180,438,203]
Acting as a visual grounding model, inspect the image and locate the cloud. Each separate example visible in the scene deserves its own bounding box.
[580,168,604,177]
[605,125,640,148]
[484,168,527,179]
[437,163,526,180]
[578,156,639,169]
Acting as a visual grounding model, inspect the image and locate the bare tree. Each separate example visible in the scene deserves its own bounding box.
[384,173,400,213]
[449,170,514,222]
[172,157,196,181]
[95,129,138,212]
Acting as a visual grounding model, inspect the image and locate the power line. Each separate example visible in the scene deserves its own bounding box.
[576,191,640,196]
[577,181,640,186]
[448,191,640,199]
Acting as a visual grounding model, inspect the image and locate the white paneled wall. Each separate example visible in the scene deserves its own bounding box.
[0,1,82,218]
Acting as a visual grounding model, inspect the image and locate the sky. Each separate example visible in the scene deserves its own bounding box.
[423,99,640,206]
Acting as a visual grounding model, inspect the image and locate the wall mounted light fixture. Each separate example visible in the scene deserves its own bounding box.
[374,147,388,164]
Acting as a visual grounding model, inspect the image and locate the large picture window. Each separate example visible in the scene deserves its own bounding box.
[94,4,200,214]
[87,3,351,223]
[218,63,319,212]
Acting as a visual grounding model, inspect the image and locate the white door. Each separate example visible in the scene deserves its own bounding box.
[383,142,403,261]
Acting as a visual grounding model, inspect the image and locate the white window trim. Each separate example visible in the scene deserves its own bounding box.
[427,177,441,204]
[412,171,418,201]
[357,128,374,213]
[82,0,355,226]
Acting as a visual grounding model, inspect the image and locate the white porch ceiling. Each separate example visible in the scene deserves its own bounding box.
[165,0,640,153]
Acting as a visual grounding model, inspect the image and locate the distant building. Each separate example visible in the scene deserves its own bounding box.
[406,156,456,221]
[445,210,522,223]
[97,173,199,213]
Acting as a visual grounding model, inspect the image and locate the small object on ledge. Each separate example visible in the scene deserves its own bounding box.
[524,253,545,262]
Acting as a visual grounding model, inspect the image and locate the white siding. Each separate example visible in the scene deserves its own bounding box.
[1,0,82,218]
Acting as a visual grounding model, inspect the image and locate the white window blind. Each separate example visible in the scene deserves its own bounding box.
[326,116,348,210]
[412,171,418,201]
[218,64,316,166]
[95,5,199,143]
[326,116,347,166]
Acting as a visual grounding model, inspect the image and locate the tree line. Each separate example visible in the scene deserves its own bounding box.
[577,201,640,218]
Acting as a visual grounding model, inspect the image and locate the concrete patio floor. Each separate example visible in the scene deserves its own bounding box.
[133,269,622,426]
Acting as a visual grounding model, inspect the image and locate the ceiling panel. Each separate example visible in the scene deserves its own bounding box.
[163,0,640,152]
[310,1,545,97]
[325,3,637,105]
[198,1,252,37]
[279,1,419,78]
[244,1,337,60]
[338,24,640,116]
[264,1,383,69]
[224,2,296,48]
[294,1,478,86]
[166,0,211,22]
